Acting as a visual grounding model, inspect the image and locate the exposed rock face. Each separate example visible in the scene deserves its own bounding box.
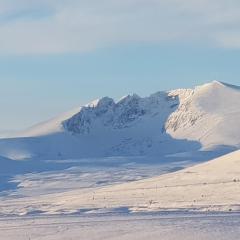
[164,89,204,132]
[64,92,180,134]
[63,87,205,137]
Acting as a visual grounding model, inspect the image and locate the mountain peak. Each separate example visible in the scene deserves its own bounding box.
[197,80,240,91]
[86,97,114,108]
[212,80,224,85]
[196,80,224,90]
[117,94,140,104]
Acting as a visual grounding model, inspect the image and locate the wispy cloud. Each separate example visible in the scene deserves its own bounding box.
[0,0,240,55]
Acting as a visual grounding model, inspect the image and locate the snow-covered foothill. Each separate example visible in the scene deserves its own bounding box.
[1,150,240,215]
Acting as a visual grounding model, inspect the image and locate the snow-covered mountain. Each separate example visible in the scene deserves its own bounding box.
[0,81,239,160]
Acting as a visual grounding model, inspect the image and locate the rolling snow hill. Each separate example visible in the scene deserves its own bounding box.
[0,80,239,161]
[1,149,240,216]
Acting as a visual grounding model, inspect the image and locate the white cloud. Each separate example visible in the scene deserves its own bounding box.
[0,0,240,55]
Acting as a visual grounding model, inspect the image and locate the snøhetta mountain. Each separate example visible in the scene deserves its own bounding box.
[0,81,239,161]
[0,81,240,218]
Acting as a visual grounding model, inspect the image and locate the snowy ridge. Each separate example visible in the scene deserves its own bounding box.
[0,81,239,160]
[63,92,175,133]
[61,81,240,151]
[15,107,83,138]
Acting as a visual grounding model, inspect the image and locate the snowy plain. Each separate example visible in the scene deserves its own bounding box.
[1,213,240,240]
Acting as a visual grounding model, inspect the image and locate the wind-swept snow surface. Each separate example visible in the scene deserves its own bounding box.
[77,149,240,213]
[1,150,240,216]
[1,213,240,240]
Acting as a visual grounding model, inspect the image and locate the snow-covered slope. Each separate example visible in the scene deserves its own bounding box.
[16,107,82,138]
[0,81,239,160]
[1,149,240,215]
[72,149,240,213]
[166,81,240,149]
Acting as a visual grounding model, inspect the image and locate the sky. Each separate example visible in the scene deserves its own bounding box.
[0,0,240,131]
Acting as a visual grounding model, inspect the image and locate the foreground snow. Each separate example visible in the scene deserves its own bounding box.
[1,150,240,216]
[0,213,240,240]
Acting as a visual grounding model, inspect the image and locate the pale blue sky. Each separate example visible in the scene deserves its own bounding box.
[0,1,240,131]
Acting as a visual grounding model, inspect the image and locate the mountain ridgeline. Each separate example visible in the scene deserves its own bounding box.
[0,81,239,161]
